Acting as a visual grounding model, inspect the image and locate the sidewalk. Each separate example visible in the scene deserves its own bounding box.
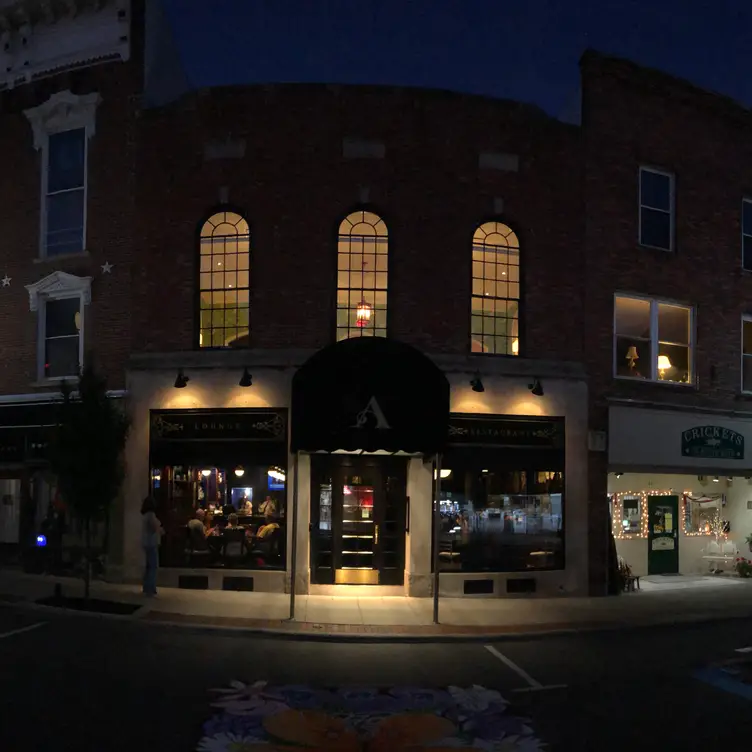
[2,570,752,640]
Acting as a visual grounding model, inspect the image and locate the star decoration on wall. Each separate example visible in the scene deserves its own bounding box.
[100,262,113,274]
[1,275,10,287]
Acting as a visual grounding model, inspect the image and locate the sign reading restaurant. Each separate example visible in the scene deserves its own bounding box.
[681,425,745,460]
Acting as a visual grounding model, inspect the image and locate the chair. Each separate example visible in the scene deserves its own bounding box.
[222,527,248,567]
[184,524,212,567]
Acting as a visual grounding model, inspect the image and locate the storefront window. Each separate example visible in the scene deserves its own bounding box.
[610,494,644,537]
[438,467,564,572]
[684,495,722,535]
[151,463,286,569]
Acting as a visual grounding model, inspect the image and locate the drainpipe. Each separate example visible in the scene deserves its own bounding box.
[288,452,300,620]
[432,453,442,624]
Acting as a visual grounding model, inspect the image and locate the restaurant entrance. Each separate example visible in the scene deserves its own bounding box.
[310,455,407,586]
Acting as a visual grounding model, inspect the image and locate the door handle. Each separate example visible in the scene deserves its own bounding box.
[375,525,379,545]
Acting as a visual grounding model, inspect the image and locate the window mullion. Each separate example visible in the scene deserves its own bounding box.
[650,301,659,381]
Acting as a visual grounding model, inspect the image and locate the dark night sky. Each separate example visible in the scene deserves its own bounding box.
[162,0,752,117]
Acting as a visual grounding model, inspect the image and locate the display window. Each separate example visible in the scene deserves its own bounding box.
[151,463,286,570]
[437,466,564,572]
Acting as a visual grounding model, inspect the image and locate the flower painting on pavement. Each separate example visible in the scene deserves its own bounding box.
[197,681,546,751]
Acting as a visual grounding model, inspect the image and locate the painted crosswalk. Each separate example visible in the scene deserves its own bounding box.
[694,647,752,701]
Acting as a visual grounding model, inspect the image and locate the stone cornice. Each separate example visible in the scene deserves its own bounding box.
[0,0,110,30]
[128,349,587,381]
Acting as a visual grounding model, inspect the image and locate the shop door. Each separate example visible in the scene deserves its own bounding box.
[648,495,680,575]
[310,457,407,586]
[0,479,22,545]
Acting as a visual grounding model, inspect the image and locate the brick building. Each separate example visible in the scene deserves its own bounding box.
[1,2,746,601]
[582,52,752,580]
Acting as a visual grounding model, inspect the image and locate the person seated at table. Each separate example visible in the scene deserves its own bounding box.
[226,512,240,529]
[187,509,208,549]
[257,512,280,540]
[204,509,215,532]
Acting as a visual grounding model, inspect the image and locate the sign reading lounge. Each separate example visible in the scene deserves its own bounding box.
[681,425,745,460]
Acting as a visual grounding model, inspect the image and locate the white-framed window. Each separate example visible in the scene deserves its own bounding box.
[684,495,722,536]
[25,271,92,382]
[614,294,693,384]
[639,167,674,251]
[24,90,100,259]
[743,199,752,271]
[742,316,752,393]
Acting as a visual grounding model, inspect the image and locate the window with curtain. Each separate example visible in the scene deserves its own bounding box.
[471,221,520,355]
[199,212,250,348]
[336,211,388,341]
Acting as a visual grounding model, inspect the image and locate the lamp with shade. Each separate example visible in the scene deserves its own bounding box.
[626,345,639,371]
[657,354,672,379]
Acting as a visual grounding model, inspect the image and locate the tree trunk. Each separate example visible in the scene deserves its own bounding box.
[84,518,91,600]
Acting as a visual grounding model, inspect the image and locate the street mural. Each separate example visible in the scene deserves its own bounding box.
[197,681,546,750]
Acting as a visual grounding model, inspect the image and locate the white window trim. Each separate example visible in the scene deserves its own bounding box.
[638,166,675,252]
[742,315,752,394]
[613,292,694,385]
[23,90,101,260]
[743,198,752,271]
[25,271,92,383]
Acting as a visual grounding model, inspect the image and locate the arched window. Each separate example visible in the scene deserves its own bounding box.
[471,221,520,355]
[336,210,388,341]
[199,211,250,348]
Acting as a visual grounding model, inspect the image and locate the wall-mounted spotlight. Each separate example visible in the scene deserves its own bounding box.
[615,473,623,479]
[470,373,484,393]
[174,370,189,389]
[239,367,253,388]
[528,378,544,397]
[712,476,720,483]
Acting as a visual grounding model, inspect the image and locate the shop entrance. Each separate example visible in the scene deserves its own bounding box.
[648,495,680,575]
[311,455,407,586]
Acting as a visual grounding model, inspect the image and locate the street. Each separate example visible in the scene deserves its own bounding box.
[1,604,751,750]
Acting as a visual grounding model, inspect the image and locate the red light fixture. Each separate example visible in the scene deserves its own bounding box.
[355,300,372,328]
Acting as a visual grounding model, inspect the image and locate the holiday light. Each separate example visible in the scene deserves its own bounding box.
[610,489,700,539]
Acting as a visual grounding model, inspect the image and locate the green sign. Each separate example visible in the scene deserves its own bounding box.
[681,425,744,460]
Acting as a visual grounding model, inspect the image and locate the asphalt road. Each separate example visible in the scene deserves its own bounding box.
[1,605,751,750]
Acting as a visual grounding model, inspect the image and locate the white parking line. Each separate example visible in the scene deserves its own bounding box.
[734,647,752,653]
[484,645,568,693]
[0,622,46,640]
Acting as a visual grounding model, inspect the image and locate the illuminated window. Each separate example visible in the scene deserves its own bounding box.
[336,211,388,341]
[199,212,250,348]
[471,222,520,355]
[614,294,692,384]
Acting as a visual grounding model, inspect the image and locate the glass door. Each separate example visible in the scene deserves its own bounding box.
[648,495,680,575]
[376,460,408,585]
[310,456,408,586]
[335,465,379,584]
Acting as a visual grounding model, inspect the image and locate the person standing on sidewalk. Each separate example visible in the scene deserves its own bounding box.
[140,497,163,596]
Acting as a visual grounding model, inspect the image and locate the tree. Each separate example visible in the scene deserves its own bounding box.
[49,362,130,599]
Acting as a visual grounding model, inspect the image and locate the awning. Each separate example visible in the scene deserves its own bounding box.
[291,336,450,454]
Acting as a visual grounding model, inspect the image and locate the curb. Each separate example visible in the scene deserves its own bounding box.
[133,609,752,642]
[5,595,752,643]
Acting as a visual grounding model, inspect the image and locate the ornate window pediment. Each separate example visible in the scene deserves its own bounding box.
[23,90,101,149]
[25,270,92,311]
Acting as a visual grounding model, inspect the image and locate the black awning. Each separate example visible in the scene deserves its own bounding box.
[291,336,450,454]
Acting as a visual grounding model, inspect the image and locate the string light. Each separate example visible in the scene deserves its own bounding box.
[610,489,698,539]
[683,492,724,537]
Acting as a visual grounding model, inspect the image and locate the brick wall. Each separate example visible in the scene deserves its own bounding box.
[132,85,583,359]
[582,51,752,414]
[0,0,144,396]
